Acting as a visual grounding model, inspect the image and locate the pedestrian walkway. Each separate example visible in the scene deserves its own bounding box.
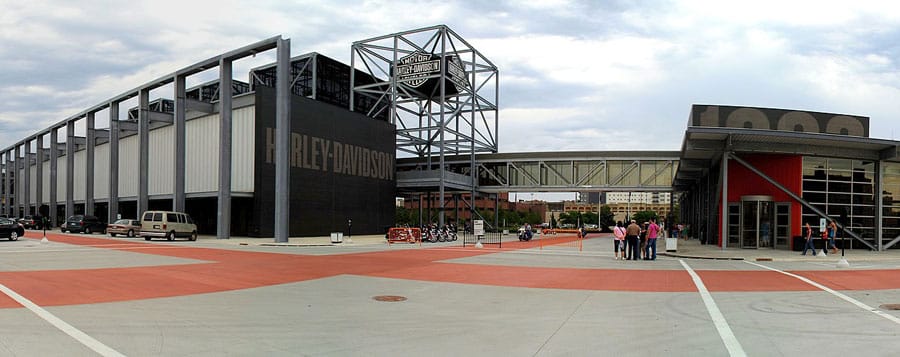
[663,237,900,262]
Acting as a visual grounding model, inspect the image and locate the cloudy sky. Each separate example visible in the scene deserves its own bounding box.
[2,0,900,155]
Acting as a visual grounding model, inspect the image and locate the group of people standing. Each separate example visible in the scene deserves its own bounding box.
[612,219,660,260]
[802,219,839,256]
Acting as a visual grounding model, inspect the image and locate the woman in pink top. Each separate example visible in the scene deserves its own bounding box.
[613,221,626,260]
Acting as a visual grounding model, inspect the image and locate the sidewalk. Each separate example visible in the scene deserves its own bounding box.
[195,234,390,247]
[662,237,900,262]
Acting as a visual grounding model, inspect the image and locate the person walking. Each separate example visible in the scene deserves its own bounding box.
[645,218,660,260]
[625,220,641,261]
[827,219,838,254]
[639,222,648,260]
[613,221,626,260]
[801,222,817,256]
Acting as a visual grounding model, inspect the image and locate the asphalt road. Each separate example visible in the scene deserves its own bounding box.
[1,231,900,356]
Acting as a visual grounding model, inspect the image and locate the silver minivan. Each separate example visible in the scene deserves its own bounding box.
[140,211,198,241]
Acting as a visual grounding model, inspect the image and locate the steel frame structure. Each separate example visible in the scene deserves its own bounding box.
[0,37,294,242]
[397,151,679,193]
[351,25,498,226]
[351,25,499,157]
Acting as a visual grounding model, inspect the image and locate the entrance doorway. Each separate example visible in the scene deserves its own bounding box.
[741,196,774,249]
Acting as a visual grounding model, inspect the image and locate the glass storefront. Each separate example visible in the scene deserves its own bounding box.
[801,157,875,242]
[882,162,900,241]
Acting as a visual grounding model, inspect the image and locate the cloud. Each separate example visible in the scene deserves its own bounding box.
[1,0,900,158]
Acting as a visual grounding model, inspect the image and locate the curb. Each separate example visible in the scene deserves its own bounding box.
[660,252,745,261]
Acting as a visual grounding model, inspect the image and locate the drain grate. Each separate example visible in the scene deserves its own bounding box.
[373,295,407,302]
[880,304,900,310]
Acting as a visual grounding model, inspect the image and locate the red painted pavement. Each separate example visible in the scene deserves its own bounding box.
[1,232,900,309]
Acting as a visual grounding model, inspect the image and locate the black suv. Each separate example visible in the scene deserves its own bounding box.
[61,215,107,234]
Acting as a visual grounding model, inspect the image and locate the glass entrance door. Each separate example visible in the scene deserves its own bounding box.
[740,196,774,249]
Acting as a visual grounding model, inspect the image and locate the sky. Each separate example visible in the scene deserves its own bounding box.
[2,0,900,158]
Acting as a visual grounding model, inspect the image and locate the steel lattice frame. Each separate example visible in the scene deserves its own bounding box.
[350,25,499,159]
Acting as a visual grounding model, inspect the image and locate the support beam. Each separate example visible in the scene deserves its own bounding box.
[274,38,290,243]
[138,89,150,218]
[50,127,58,226]
[173,75,186,212]
[108,102,119,222]
[877,160,885,250]
[85,112,95,216]
[720,152,728,249]
[217,58,233,239]
[2,153,7,216]
[23,140,30,216]
[118,120,138,132]
[65,121,75,219]
[35,135,43,214]
[185,99,214,113]
[729,154,876,250]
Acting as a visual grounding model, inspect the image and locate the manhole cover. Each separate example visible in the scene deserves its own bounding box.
[880,304,900,310]
[373,295,407,302]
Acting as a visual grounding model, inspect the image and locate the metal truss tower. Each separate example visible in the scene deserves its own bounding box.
[350,25,499,226]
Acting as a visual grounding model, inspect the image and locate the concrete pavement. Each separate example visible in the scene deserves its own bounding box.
[4,230,900,355]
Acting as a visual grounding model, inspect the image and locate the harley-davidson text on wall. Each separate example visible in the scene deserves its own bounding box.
[264,128,394,181]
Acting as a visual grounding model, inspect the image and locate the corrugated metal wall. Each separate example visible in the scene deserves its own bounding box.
[232,106,255,192]
[149,125,174,195]
[41,161,49,204]
[29,166,36,205]
[185,106,255,193]
[73,151,85,201]
[55,160,65,202]
[118,135,138,198]
[31,106,255,205]
[94,144,109,200]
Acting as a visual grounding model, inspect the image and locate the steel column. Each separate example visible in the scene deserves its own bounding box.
[108,102,119,221]
[50,127,58,226]
[85,112,95,216]
[438,29,447,227]
[173,75,186,212]
[35,135,43,213]
[2,153,7,216]
[23,140,30,216]
[876,160,884,251]
[138,89,150,217]
[65,121,75,219]
[720,152,729,249]
[217,58,233,239]
[274,38,291,243]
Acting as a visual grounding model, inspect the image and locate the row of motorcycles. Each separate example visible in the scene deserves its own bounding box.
[421,223,458,243]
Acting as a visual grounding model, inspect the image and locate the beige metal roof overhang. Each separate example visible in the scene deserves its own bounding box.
[673,126,900,190]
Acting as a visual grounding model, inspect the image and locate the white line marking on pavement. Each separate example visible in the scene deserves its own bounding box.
[0,283,126,357]
[679,260,747,357]
[745,261,900,325]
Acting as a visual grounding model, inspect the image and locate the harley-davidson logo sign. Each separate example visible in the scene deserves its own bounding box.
[394,51,441,88]
[391,51,469,98]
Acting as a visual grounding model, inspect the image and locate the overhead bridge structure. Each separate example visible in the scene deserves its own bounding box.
[396,151,680,193]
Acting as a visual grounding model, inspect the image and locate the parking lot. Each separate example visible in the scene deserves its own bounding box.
[2,230,900,356]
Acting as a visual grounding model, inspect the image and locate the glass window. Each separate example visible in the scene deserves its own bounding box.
[828,159,852,171]
[153,213,163,221]
[167,213,178,222]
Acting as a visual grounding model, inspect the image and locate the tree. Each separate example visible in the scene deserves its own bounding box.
[632,210,658,225]
[599,205,615,232]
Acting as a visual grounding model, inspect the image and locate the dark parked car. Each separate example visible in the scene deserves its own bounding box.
[60,215,107,234]
[0,218,25,240]
[19,215,36,229]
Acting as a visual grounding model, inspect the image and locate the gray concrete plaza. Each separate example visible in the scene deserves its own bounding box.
[1,232,900,356]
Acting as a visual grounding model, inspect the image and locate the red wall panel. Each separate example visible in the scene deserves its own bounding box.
[718,154,803,247]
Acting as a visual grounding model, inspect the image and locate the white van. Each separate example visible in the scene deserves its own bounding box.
[140,211,198,241]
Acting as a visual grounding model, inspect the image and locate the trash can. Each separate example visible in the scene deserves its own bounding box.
[330,232,343,243]
[665,237,677,252]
